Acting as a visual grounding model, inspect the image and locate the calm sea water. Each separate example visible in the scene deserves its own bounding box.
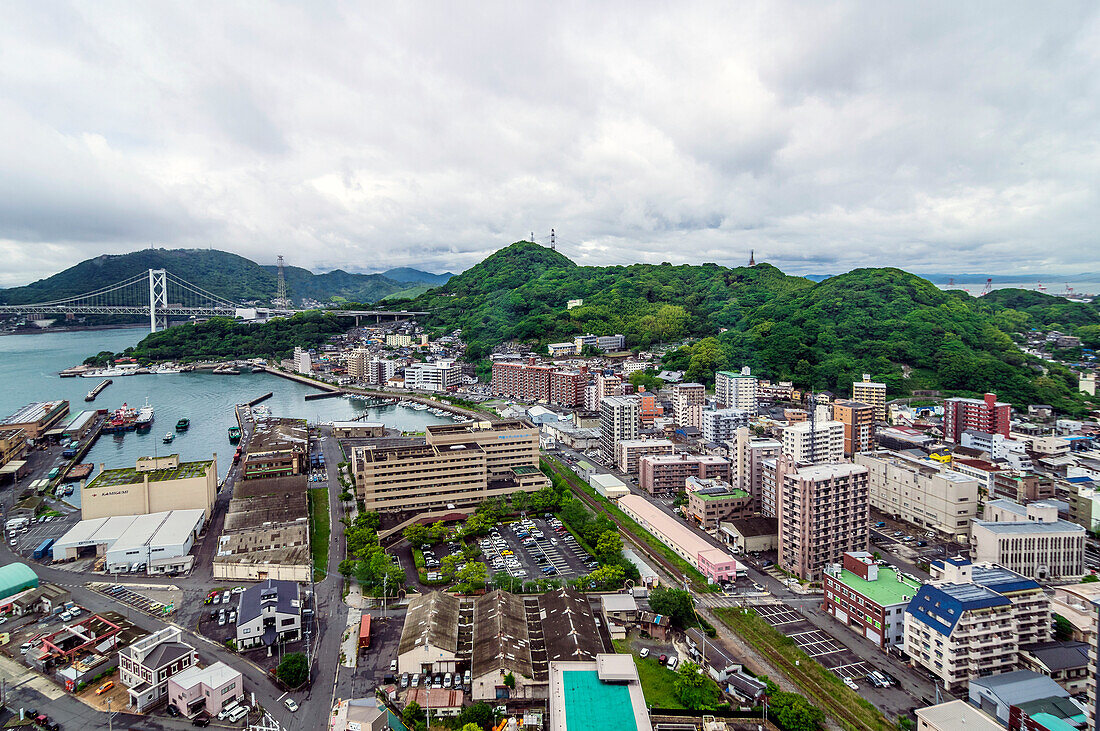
[0,327,450,483]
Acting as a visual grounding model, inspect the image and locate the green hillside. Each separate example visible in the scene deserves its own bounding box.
[394,241,813,359]
[0,248,435,308]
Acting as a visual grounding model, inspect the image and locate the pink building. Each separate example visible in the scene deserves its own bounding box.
[943,392,1011,443]
[697,548,743,582]
[167,662,244,719]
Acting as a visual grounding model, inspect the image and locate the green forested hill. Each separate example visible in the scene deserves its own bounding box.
[393,241,813,359]
[976,288,1100,343]
[0,248,434,307]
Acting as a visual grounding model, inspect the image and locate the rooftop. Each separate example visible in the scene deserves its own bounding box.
[1,400,67,425]
[169,661,240,691]
[88,459,212,488]
[832,566,922,607]
[916,700,1000,730]
[970,670,1069,703]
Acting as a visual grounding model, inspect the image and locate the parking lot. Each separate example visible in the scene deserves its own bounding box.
[88,583,180,618]
[479,516,595,581]
[753,604,879,687]
[6,510,81,558]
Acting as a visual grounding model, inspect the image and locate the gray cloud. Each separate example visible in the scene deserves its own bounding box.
[1,1,1098,288]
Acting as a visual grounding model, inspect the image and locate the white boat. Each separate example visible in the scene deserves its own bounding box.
[162,432,174,443]
[135,402,155,429]
[153,365,182,374]
[412,403,428,411]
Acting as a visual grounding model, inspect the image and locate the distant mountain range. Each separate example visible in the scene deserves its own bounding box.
[0,249,452,307]
[806,272,1100,284]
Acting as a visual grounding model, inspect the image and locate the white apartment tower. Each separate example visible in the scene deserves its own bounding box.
[781,420,844,463]
[715,367,757,415]
[599,396,640,461]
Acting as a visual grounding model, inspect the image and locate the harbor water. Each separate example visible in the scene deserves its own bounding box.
[0,327,452,486]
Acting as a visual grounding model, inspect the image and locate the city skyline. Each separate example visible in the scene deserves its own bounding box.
[2,3,1098,288]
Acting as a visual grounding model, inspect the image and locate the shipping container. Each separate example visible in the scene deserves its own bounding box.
[33,538,55,560]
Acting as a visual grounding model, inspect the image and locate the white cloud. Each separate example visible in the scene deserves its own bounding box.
[1,0,1098,288]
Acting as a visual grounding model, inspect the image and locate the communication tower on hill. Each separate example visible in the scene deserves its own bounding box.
[275,255,289,308]
[550,229,556,250]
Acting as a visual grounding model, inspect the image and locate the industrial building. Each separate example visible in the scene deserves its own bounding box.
[547,655,653,731]
[81,454,217,521]
[0,563,39,606]
[214,478,311,582]
[242,417,308,479]
[398,588,608,702]
[52,509,205,574]
[1,400,70,440]
[330,421,385,439]
[618,494,745,582]
[971,499,1085,580]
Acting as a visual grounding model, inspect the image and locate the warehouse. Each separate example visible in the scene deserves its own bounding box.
[52,509,205,574]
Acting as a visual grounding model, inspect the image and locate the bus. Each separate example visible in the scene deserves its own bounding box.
[47,467,61,481]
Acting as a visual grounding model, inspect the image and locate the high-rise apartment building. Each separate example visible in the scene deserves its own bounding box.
[616,439,674,475]
[765,455,869,581]
[670,383,705,429]
[346,348,370,381]
[701,408,749,443]
[599,396,639,461]
[491,361,588,407]
[714,367,757,415]
[781,420,844,463]
[730,427,781,509]
[832,400,875,455]
[943,393,1011,443]
[294,347,311,375]
[852,374,887,421]
[549,370,587,408]
[855,451,979,541]
[638,392,664,426]
[405,360,459,392]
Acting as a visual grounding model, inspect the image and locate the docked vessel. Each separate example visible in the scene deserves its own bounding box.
[176,418,190,431]
[102,403,138,433]
[80,363,140,378]
[251,366,265,373]
[228,426,242,443]
[163,432,174,443]
[153,365,182,374]
[213,364,241,375]
[135,399,155,430]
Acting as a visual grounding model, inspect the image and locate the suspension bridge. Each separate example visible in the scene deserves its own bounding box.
[0,269,427,333]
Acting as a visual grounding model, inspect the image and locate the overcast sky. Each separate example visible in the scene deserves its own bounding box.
[2,2,1098,287]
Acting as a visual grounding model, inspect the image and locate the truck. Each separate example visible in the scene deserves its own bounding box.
[33,538,56,560]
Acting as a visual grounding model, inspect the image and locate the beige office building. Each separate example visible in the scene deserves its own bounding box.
[670,383,705,429]
[81,455,217,521]
[616,439,674,475]
[354,420,547,511]
[852,375,887,421]
[855,451,979,541]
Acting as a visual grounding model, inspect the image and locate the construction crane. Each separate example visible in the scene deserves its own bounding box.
[979,278,993,296]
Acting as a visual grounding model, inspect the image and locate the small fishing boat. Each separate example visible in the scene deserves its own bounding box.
[228,426,242,444]
[176,418,190,431]
[162,432,175,443]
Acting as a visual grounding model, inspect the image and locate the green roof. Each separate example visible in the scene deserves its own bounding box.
[512,466,540,475]
[562,670,638,731]
[695,488,749,501]
[834,566,921,607]
[88,459,213,488]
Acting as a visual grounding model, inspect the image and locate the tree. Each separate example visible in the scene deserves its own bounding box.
[1054,614,1073,641]
[403,524,431,547]
[583,564,625,590]
[459,724,482,731]
[338,559,355,577]
[649,586,697,627]
[403,701,425,725]
[673,661,719,710]
[276,652,309,687]
[1083,574,1099,584]
[455,562,488,593]
[628,369,664,393]
[360,511,381,531]
[769,689,825,731]
[595,531,624,564]
[503,672,516,689]
[452,702,495,730]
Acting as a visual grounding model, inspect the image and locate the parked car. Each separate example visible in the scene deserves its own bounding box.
[667,657,678,670]
[192,716,211,727]
[390,660,398,673]
[95,681,115,695]
[843,677,859,690]
[166,705,180,717]
[639,648,650,658]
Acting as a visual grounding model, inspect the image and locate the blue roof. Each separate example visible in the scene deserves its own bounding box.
[906,583,1010,636]
[1066,476,1094,483]
[972,564,1042,594]
[930,556,971,571]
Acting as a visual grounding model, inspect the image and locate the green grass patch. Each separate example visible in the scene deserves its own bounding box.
[612,640,685,709]
[308,487,330,580]
[713,607,895,731]
[545,457,716,592]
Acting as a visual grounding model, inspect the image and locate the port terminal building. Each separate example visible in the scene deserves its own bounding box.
[81,454,217,521]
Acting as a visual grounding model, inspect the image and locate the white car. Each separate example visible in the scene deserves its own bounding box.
[639,648,650,658]
[284,699,299,712]
[843,677,859,690]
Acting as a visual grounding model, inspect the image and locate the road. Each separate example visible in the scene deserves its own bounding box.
[0,409,353,731]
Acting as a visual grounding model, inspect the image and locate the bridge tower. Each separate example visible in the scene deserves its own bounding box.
[148,268,168,333]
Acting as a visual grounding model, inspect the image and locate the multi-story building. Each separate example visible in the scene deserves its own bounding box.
[346,348,370,381]
[491,360,552,401]
[971,499,1085,580]
[949,457,1003,496]
[167,662,243,720]
[823,552,922,649]
[405,360,460,392]
[548,370,587,408]
[960,430,1032,467]
[855,451,979,542]
[354,420,547,511]
[235,579,302,650]
[670,383,705,430]
[0,400,69,440]
[82,454,218,521]
[905,559,1050,692]
[852,375,887,421]
[242,418,308,480]
[599,396,639,461]
[991,471,1055,503]
[832,400,875,455]
[616,439,674,475]
[0,427,26,470]
[573,333,625,352]
[766,456,869,581]
[637,392,664,426]
[781,420,844,464]
[119,627,197,712]
[758,380,794,402]
[715,367,757,415]
[730,427,781,509]
[293,347,311,375]
[684,476,752,530]
[547,342,579,357]
[386,333,413,347]
[595,372,623,402]
[701,409,750,443]
[943,393,1011,443]
[638,453,731,495]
